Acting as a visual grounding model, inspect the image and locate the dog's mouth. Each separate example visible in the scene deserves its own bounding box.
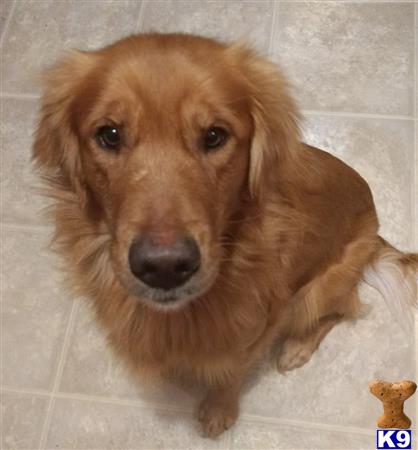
[120,265,219,311]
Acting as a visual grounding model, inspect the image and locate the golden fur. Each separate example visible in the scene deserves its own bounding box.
[33,33,418,437]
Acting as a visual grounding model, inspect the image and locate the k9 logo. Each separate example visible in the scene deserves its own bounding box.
[376,430,412,449]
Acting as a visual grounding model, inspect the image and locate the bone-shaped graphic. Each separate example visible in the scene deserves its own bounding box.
[369,380,416,429]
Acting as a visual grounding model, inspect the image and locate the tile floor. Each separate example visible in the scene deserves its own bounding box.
[1,1,417,449]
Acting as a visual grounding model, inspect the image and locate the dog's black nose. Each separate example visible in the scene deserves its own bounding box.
[128,236,201,290]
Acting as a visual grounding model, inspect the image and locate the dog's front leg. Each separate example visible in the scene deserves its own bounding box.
[198,376,242,438]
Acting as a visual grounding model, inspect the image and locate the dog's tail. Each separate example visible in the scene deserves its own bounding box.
[362,237,417,334]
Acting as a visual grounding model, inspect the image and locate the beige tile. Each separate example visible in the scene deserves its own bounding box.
[59,301,201,409]
[231,420,374,450]
[413,3,417,120]
[415,120,418,249]
[46,397,228,449]
[2,227,73,389]
[1,390,49,450]
[272,2,414,115]
[0,0,14,39]
[140,1,273,53]
[1,98,51,225]
[1,0,142,94]
[302,115,414,250]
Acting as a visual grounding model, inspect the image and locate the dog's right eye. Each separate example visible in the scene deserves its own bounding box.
[95,125,121,151]
[202,127,229,152]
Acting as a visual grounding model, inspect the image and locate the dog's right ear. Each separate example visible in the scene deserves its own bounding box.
[32,50,97,199]
[224,43,303,201]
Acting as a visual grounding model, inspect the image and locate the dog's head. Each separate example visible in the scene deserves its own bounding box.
[33,33,300,310]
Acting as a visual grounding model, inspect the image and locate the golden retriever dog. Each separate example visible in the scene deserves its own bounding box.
[33,33,418,437]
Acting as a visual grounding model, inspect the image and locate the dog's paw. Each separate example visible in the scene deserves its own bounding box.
[276,337,314,372]
[198,395,238,438]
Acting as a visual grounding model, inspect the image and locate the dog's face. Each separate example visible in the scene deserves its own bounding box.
[33,34,300,310]
[78,37,254,308]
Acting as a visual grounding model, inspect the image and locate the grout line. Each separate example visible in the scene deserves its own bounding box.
[1,386,53,397]
[225,428,233,450]
[415,2,417,122]
[1,221,53,233]
[414,3,417,248]
[47,389,194,415]
[267,0,278,57]
[0,0,13,433]
[0,0,16,48]
[0,202,3,446]
[135,0,146,33]
[38,300,80,450]
[0,385,161,406]
[239,413,375,436]
[1,384,379,438]
[0,91,40,100]
[301,109,414,121]
[38,398,56,449]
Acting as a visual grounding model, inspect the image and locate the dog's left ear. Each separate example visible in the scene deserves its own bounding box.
[33,50,97,205]
[225,44,302,200]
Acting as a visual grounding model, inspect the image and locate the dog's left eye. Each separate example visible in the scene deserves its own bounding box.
[202,127,229,151]
[95,125,121,151]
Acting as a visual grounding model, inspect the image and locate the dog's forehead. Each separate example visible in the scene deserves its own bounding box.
[82,50,249,136]
[97,37,247,110]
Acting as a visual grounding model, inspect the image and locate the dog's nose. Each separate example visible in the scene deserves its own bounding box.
[128,235,201,290]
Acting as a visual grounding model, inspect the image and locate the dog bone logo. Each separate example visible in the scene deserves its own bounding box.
[369,380,416,429]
